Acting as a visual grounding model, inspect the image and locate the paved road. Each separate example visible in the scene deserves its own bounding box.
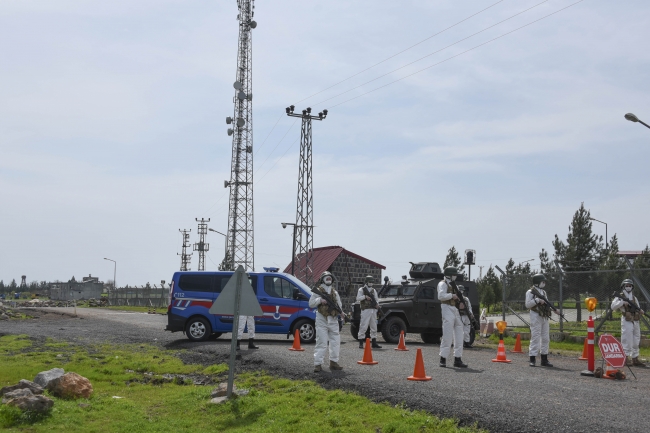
[2,307,649,433]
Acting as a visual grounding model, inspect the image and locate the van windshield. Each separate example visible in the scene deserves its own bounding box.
[283,274,313,296]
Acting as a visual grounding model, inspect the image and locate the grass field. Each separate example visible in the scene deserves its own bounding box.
[0,335,482,433]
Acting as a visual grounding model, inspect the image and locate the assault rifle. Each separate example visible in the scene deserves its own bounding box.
[465,300,480,330]
[615,293,650,319]
[312,287,347,321]
[362,285,385,319]
[448,281,469,312]
[530,287,568,321]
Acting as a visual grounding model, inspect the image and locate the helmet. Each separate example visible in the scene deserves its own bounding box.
[621,279,634,289]
[364,275,374,284]
[443,267,458,277]
[532,274,546,285]
[459,285,468,294]
[320,271,333,285]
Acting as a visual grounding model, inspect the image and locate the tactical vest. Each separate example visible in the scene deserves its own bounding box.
[620,292,641,322]
[360,286,374,310]
[529,287,552,318]
[316,286,340,317]
[440,281,455,306]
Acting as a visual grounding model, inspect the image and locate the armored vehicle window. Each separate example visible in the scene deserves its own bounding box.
[401,285,417,296]
[414,264,424,271]
[418,287,436,299]
[179,275,214,292]
[264,277,297,299]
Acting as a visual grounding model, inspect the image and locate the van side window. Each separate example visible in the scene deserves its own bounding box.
[264,277,298,299]
[179,275,214,292]
[218,275,258,294]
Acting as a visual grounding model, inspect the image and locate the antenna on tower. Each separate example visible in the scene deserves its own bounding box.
[224,0,257,271]
[178,229,192,271]
[194,218,210,271]
[285,105,328,286]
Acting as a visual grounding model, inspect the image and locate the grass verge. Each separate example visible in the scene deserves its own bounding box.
[0,335,482,433]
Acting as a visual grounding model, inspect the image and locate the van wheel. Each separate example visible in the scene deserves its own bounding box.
[420,332,441,344]
[185,317,211,342]
[381,316,406,344]
[294,319,316,344]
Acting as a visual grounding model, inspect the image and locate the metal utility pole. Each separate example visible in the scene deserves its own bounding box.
[194,218,210,271]
[178,229,192,271]
[285,105,328,286]
[224,0,258,272]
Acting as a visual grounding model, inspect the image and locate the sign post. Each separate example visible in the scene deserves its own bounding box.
[209,266,262,398]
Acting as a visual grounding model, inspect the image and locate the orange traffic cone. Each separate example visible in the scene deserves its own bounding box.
[289,329,305,351]
[578,338,588,360]
[357,338,379,365]
[492,339,512,363]
[510,333,524,353]
[407,348,432,381]
[395,330,409,351]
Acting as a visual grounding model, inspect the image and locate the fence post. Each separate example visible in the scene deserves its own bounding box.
[559,271,564,333]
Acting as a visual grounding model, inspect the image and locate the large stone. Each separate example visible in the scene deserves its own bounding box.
[211,383,229,398]
[0,314,8,320]
[2,388,34,404]
[34,368,65,388]
[1,379,44,397]
[47,372,93,399]
[6,394,54,413]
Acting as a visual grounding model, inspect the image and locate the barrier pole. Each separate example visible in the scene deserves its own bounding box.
[580,297,597,376]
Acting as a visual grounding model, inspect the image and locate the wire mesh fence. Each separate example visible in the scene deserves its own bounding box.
[107,286,168,308]
[500,268,650,335]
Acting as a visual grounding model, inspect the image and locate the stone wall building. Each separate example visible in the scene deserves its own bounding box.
[50,275,104,301]
[283,245,385,308]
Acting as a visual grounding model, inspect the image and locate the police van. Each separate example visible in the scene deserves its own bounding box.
[165,268,317,343]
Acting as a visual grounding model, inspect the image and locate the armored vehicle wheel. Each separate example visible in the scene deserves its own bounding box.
[381,316,406,344]
[350,323,359,340]
[420,332,441,344]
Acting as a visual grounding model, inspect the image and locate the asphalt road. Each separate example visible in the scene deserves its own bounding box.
[2,307,649,433]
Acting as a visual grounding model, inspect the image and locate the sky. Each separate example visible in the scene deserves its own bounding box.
[1,0,649,286]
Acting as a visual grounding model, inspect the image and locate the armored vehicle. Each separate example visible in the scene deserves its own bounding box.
[350,262,480,344]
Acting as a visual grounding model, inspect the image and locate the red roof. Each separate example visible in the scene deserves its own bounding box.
[283,245,386,283]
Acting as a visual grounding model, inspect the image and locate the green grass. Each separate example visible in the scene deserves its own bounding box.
[0,335,481,433]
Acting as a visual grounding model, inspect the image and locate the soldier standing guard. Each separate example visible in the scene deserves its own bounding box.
[309,271,344,372]
[611,279,646,367]
[525,274,557,367]
[437,267,468,368]
[356,275,382,349]
[236,315,258,350]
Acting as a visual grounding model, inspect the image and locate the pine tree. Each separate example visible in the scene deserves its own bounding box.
[477,266,501,312]
[0,280,4,294]
[9,279,17,290]
[633,245,650,269]
[443,246,466,276]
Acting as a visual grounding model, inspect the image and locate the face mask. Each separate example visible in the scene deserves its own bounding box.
[539,282,546,289]
[624,285,633,292]
[323,277,332,286]
[367,283,373,288]
[451,276,457,281]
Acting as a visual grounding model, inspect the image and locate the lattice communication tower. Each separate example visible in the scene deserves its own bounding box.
[224,0,257,271]
[178,229,192,271]
[194,218,210,271]
[285,105,328,286]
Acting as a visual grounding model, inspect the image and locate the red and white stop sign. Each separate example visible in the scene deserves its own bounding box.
[598,334,626,368]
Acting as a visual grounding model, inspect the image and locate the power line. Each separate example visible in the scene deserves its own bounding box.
[328,0,586,109]
[316,0,552,107]
[293,0,508,105]
[254,118,299,174]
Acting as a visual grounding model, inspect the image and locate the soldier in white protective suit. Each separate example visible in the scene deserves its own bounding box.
[236,315,258,350]
[525,274,558,367]
[611,279,646,367]
[356,275,382,349]
[309,271,344,372]
[458,285,473,349]
[437,267,468,368]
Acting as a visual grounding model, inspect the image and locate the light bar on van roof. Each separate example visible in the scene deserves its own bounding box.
[263,267,280,272]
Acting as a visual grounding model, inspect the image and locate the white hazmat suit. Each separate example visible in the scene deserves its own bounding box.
[611,291,642,360]
[356,285,379,340]
[309,283,343,367]
[525,286,550,356]
[237,315,255,339]
[438,278,464,361]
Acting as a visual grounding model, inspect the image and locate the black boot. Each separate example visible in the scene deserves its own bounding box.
[439,356,446,368]
[371,338,382,349]
[236,340,241,351]
[359,339,365,349]
[529,356,536,367]
[541,354,553,367]
[453,357,468,368]
[248,338,259,349]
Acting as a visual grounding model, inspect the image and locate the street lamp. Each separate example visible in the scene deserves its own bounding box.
[208,228,227,267]
[104,258,116,291]
[589,217,608,250]
[281,222,298,276]
[624,113,650,130]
